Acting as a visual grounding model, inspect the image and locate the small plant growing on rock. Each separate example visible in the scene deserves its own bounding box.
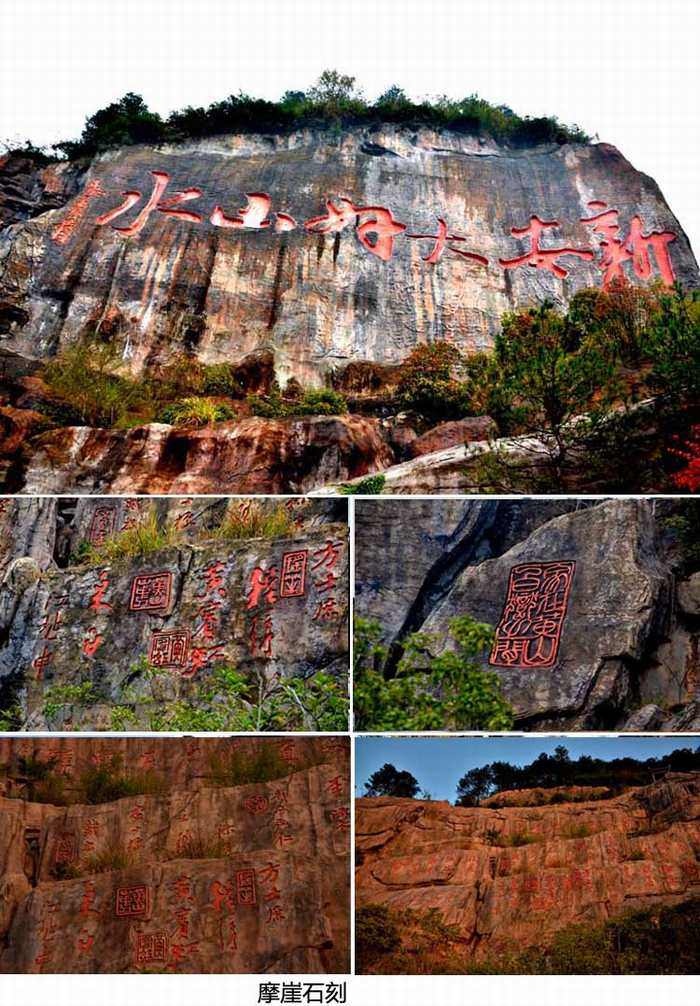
[212,503,297,541]
[339,474,386,495]
[79,513,183,566]
[157,396,236,427]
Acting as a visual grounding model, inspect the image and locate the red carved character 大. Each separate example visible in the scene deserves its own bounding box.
[279,550,308,597]
[89,506,117,546]
[236,868,257,906]
[115,884,150,918]
[580,201,677,288]
[135,931,169,967]
[408,217,489,267]
[149,630,191,668]
[499,216,595,279]
[490,561,575,669]
[130,572,173,612]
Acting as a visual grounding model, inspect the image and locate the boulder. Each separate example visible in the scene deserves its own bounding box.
[409,417,497,457]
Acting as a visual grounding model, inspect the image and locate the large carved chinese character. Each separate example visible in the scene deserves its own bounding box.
[581,200,677,288]
[279,550,308,597]
[149,630,191,669]
[135,931,169,966]
[130,572,173,612]
[89,506,117,546]
[499,216,594,278]
[115,884,150,917]
[490,561,575,669]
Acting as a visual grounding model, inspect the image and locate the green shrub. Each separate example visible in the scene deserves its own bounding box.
[353,615,514,731]
[157,396,236,427]
[396,341,469,420]
[247,387,347,419]
[79,513,182,566]
[212,503,297,542]
[41,340,145,428]
[356,905,402,970]
[79,755,166,804]
[339,474,386,495]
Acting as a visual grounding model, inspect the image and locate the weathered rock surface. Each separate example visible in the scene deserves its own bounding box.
[356,774,700,959]
[8,415,393,495]
[0,496,348,729]
[1,128,697,386]
[408,417,497,458]
[354,498,700,729]
[0,736,349,973]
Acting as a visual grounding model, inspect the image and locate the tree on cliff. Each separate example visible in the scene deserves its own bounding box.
[57,93,166,159]
[455,765,494,806]
[364,763,420,799]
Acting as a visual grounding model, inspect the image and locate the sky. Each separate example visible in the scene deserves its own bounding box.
[355,736,700,801]
[1,1,698,254]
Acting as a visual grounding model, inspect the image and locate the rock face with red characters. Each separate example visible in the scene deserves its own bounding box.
[0,127,697,386]
[356,773,700,960]
[354,498,700,731]
[0,497,348,729]
[0,737,350,973]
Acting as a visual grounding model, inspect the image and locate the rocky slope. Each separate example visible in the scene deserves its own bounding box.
[0,497,348,729]
[0,736,349,973]
[356,773,700,962]
[354,498,700,730]
[0,125,697,494]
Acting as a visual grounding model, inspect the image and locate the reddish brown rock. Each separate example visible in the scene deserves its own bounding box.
[356,774,700,960]
[0,737,350,973]
[15,415,394,494]
[409,416,496,457]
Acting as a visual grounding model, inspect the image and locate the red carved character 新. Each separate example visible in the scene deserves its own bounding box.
[279,550,308,597]
[490,561,575,669]
[580,200,677,288]
[130,572,173,612]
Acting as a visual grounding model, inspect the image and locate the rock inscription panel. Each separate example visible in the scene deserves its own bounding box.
[490,561,575,669]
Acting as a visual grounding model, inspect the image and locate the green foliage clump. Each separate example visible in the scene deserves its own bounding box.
[43,682,96,721]
[357,905,464,975]
[395,341,469,421]
[663,500,700,574]
[79,755,166,804]
[353,615,514,731]
[79,513,183,567]
[212,502,297,542]
[48,76,589,162]
[40,340,146,428]
[339,474,386,495]
[247,387,347,418]
[208,743,310,788]
[157,396,236,427]
[355,905,402,970]
[364,763,420,798]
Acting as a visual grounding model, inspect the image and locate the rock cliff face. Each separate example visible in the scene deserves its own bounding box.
[0,497,348,729]
[0,736,349,973]
[354,498,700,730]
[1,129,697,384]
[356,773,700,961]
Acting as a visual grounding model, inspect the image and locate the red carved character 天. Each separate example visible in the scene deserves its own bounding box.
[236,868,257,906]
[149,630,191,668]
[580,200,677,288]
[499,216,594,279]
[490,561,575,669]
[279,550,308,597]
[89,506,117,546]
[115,884,150,917]
[130,572,173,612]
